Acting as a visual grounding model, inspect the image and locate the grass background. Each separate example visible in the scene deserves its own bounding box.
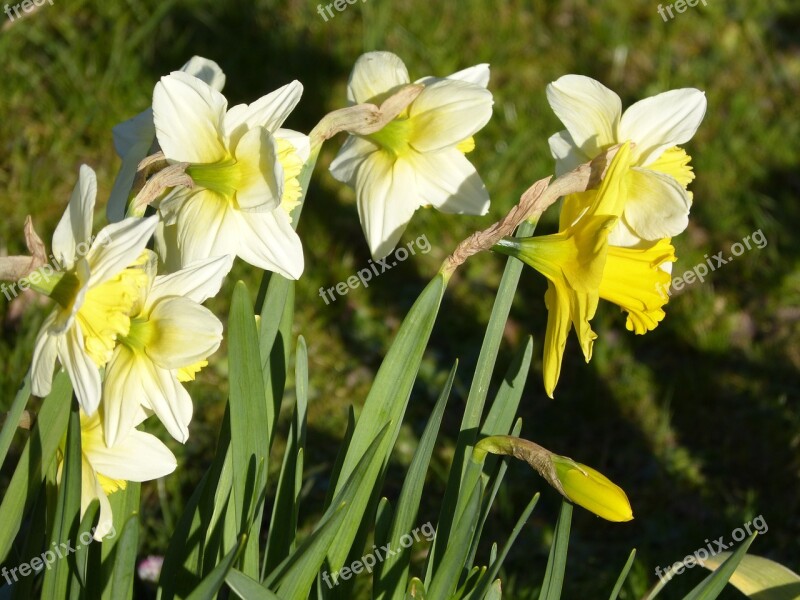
[1,0,799,597]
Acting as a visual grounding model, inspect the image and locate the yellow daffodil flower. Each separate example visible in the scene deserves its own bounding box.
[494,144,675,396]
[102,254,231,446]
[152,71,308,278]
[547,74,706,246]
[30,166,157,414]
[330,51,494,259]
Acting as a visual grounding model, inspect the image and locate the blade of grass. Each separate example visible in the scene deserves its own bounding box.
[185,534,247,600]
[0,372,31,468]
[40,402,81,599]
[609,549,637,600]
[682,533,758,600]
[375,361,457,600]
[0,372,72,563]
[538,501,573,600]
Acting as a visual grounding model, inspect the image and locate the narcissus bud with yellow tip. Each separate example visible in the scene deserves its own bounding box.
[473,435,633,522]
[550,455,633,522]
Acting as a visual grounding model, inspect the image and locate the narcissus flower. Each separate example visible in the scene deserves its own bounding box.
[330,51,494,259]
[30,166,157,414]
[152,71,308,278]
[108,56,227,223]
[61,410,176,540]
[474,435,632,522]
[494,144,675,396]
[547,74,706,245]
[550,454,633,522]
[102,253,231,446]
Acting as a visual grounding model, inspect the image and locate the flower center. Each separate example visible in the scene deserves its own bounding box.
[366,117,414,157]
[186,157,243,198]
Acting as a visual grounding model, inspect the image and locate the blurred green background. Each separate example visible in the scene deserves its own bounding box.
[1,0,798,597]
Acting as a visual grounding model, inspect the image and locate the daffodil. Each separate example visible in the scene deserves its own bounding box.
[550,454,633,522]
[474,435,633,522]
[329,51,494,259]
[61,410,176,540]
[102,254,231,446]
[152,71,307,278]
[547,74,706,245]
[494,144,675,397]
[108,56,227,223]
[30,166,158,414]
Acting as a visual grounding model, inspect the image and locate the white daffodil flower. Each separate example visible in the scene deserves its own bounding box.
[329,51,494,259]
[546,74,706,245]
[102,253,231,446]
[30,166,157,415]
[61,410,176,540]
[152,72,308,279]
[107,56,227,223]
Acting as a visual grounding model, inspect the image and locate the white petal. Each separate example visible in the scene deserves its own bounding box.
[108,110,156,223]
[31,313,59,397]
[180,56,226,91]
[412,149,489,215]
[623,168,691,240]
[153,221,183,274]
[153,71,228,164]
[224,80,303,145]
[329,135,378,184]
[61,325,101,415]
[408,79,493,153]
[607,216,646,248]
[53,165,97,268]
[145,297,223,369]
[275,128,311,163]
[548,130,589,177]
[86,216,158,287]
[347,51,410,104]
[619,88,707,165]
[416,64,490,88]
[546,74,622,158]
[232,127,283,211]
[141,368,193,444]
[147,254,234,306]
[87,428,177,483]
[102,345,150,446]
[355,153,418,259]
[173,190,239,266]
[234,208,304,279]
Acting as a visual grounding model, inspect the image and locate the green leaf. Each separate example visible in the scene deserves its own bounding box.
[700,553,800,599]
[427,479,483,599]
[609,549,636,600]
[226,568,282,599]
[70,499,100,595]
[484,578,503,600]
[41,402,81,599]
[269,425,390,599]
[107,512,140,600]
[428,222,535,577]
[463,492,539,600]
[100,481,141,600]
[228,281,271,577]
[327,274,446,570]
[682,533,758,600]
[0,372,31,468]
[407,577,427,599]
[10,484,49,600]
[375,361,457,600]
[185,534,247,600]
[263,336,309,575]
[538,500,573,600]
[0,371,72,563]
